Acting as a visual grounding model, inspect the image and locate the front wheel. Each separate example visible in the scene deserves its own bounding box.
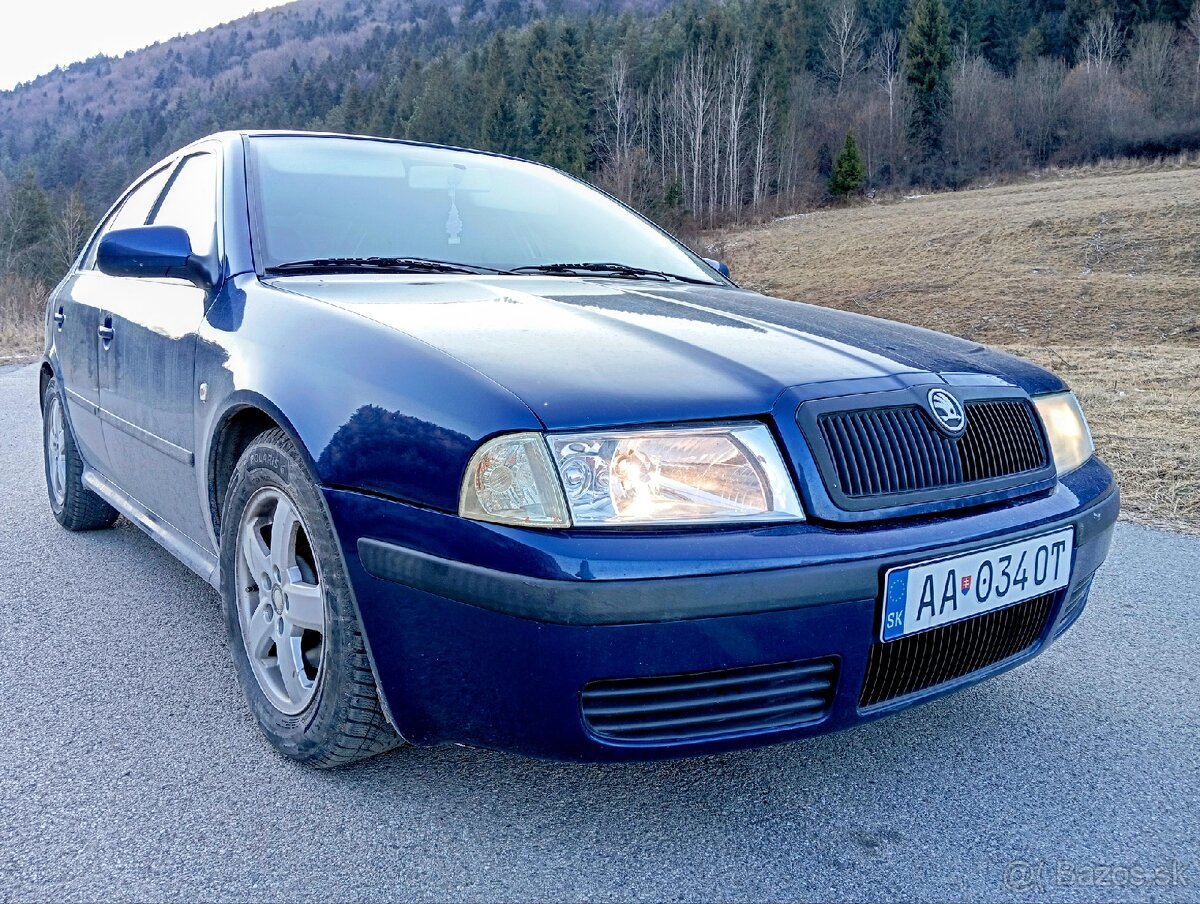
[220,428,403,767]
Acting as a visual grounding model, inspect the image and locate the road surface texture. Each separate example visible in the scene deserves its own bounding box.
[1,362,1196,903]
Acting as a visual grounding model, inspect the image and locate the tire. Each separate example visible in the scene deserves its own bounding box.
[42,376,120,531]
[219,428,403,767]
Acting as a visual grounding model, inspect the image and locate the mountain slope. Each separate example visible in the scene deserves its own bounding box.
[2,0,449,204]
[0,0,662,207]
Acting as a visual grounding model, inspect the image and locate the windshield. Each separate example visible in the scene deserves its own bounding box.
[248,135,721,283]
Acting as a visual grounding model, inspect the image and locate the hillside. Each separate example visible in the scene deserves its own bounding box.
[2,0,1198,227]
[0,0,665,211]
[720,161,1200,531]
[2,0,417,205]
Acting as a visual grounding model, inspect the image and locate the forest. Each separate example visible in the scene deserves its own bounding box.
[1,0,1199,299]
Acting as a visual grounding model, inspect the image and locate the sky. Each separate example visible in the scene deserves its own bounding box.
[0,0,292,91]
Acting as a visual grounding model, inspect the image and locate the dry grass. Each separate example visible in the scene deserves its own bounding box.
[720,163,1200,532]
[0,275,47,362]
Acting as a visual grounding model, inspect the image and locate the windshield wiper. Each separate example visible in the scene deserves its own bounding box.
[265,256,502,275]
[508,262,714,284]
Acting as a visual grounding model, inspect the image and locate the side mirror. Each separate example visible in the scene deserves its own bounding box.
[97,225,213,289]
[702,257,732,280]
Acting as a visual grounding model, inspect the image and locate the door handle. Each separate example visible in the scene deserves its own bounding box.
[98,319,115,342]
[53,307,65,328]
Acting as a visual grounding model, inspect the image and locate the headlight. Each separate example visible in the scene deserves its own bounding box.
[1034,392,1095,475]
[546,423,803,526]
[460,423,805,527]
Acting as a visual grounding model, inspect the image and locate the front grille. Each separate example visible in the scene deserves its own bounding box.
[581,657,838,744]
[819,399,1048,499]
[859,592,1054,708]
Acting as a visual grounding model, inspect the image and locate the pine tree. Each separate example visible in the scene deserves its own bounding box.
[339,82,367,134]
[980,0,1021,72]
[949,0,984,55]
[406,58,465,146]
[829,132,867,196]
[904,0,953,166]
[528,30,589,175]
[480,34,527,155]
[664,175,684,209]
[1,170,55,282]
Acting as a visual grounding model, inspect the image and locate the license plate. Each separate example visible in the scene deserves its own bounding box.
[881,528,1074,641]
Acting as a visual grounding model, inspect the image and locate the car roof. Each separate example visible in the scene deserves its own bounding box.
[181,129,541,167]
[118,130,549,214]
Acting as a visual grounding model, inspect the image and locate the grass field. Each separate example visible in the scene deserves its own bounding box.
[720,162,1200,532]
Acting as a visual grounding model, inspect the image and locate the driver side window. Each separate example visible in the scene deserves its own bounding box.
[84,166,172,270]
[151,153,217,258]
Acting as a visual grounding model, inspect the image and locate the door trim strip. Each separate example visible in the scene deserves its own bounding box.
[69,387,195,466]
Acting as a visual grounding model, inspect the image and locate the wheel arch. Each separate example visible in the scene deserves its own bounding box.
[39,359,55,411]
[206,391,322,537]
[205,389,405,742]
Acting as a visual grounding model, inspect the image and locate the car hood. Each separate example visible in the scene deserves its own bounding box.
[266,274,1062,430]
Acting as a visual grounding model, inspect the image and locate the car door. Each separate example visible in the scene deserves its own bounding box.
[57,165,175,473]
[97,151,219,547]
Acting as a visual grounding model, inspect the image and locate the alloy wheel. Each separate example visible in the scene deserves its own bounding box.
[45,395,67,509]
[235,487,327,715]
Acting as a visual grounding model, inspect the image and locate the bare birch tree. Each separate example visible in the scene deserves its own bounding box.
[872,30,902,169]
[751,89,774,209]
[1127,22,1177,117]
[1078,15,1125,145]
[949,55,1017,178]
[823,0,867,97]
[718,47,753,216]
[1014,57,1064,165]
[599,52,641,202]
[50,192,92,275]
[1081,16,1123,77]
[1185,2,1200,106]
[676,51,714,216]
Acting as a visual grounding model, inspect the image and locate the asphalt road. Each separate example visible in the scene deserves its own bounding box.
[1,361,1197,903]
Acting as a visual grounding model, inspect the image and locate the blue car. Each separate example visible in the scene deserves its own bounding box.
[40,132,1118,765]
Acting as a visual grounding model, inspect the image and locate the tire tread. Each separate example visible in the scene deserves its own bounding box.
[43,379,119,532]
[223,428,403,768]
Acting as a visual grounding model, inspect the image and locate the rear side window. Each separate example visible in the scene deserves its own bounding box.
[152,153,217,258]
[84,166,172,269]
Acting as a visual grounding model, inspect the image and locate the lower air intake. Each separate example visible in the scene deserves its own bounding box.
[859,591,1055,708]
[581,657,838,744]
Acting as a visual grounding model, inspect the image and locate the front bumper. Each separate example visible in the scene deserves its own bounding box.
[326,457,1118,761]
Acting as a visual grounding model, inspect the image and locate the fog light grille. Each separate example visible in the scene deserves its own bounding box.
[1052,577,1093,639]
[581,657,838,744]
